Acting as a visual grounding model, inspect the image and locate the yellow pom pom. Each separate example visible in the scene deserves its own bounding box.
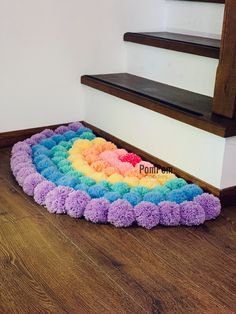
[123,176,139,187]
[73,139,92,152]
[91,137,107,145]
[107,174,124,184]
[90,172,107,182]
[139,177,159,189]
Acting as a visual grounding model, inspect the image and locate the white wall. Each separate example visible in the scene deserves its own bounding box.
[0,0,166,132]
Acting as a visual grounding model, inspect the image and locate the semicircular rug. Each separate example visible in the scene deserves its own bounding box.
[10,122,221,229]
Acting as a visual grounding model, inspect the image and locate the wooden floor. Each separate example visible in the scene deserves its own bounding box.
[0,147,235,314]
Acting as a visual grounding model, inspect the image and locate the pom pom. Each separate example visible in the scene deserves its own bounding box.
[30,133,47,143]
[65,190,91,218]
[51,145,67,154]
[39,139,56,150]
[159,201,180,226]
[80,176,96,186]
[108,200,135,227]
[45,186,73,214]
[23,173,44,196]
[84,198,110,223]
[56,176,78,188]
[68,121,83,131]
[131,186,150,197]
[143,192,165,205]
[41,166,59,179]
[32,146,51,157]
[134,201,160,229]
[74,183,89,192]
[104,192,121,202]
[16,167,36,186]
[36,157,54,172]
[111,182,130,195]
[55,125,70,134]
[40,129,54,138]
[194,193,221,220]
[51,134,66,144]
[34,181,56,205]
[166,190,187,204]
[59,141,72,150]
[12,142,31,155]
[180,201,205,226]
[165,178,187,190]
[12,162,33,176]
[181,184,203,201]
[48,171,63,182]
[80,131,96,140]
[88,184,108,198]
[152,186,170,196]
[76,127,92,136]
[119,153,141,166]
[123,192,142,206]
[64,131,77,141]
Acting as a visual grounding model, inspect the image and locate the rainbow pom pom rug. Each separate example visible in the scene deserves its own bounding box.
[11,122,221,229]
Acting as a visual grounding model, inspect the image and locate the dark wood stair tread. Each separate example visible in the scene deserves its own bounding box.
[81,73,236,137]
[124,32,221,58]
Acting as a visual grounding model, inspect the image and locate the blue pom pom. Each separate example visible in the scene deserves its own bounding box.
[80,176,96,186]
[166,190,187,204]
[111,182,130,195]
[143,192,165,205]
[56,176,78,188]
[41,166,58,179]
[36,157,54,172]
[123,192,142,206]
[131,186,150,197]
[151,186,170,196]
[76,127,92,136]
[51,134,66,144]
[164,178,187,190]
[79,132,96,140]
[74,183,89,192]
[33,154,47,164]
[48,171,63,182]
[32,145,51,157]
[63,131,77,140]
[180,184,203,201]
[88,185,108,198]
[99,180,112,190]
[39,138,57,149]
[104,192,121,202]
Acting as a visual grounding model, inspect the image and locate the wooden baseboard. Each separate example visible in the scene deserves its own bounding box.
[0,122,71,148]
[1,120,235,206]
[82,121,236,207]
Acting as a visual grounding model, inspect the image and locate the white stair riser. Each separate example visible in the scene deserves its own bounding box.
[83,87,234,189]
[164,0,224,37]
[126,43,218,96]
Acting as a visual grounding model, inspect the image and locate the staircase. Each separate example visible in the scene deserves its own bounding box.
[81,0,236,202]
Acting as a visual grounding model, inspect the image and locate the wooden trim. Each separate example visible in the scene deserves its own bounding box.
[181,0,224,3]
[212,0,236,118]
[0,122,71,148]
[82,121,236,207]
[124,32,220,59]
[81,74,236,137]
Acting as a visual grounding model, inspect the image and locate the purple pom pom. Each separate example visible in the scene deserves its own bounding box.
[194,193,221,220]
[30,133,47,143]
[84,198,110,223]
[16,167,36,186]
[159,201,180,226]
[108,199,135,227]
[134,201,160,229]
[68,122,83,131]
[180,201,205,226]
[45,186,73,214]
[65,190,91,218]
[12,142,31,155]
[23,173,44,196]
[25,138,37,146]
[40,129,54,138]
[34,181,56,205]
[55,126,70,135]
[12,162,34,176]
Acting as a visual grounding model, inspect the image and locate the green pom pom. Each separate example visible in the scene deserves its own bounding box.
[164,178,187,190]
[59,141,72,150]
[79,132,96,140]
[152,185,170,196]
[60,165,72,174]
[51,145,67,154]
[111,182,130,195]
[67,170,83,180]
[80,176,96,186]
[131,186,150,197]
[51,156,65,165]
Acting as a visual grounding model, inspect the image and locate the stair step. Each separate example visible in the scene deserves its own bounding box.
[81,73,236,137]
[124,32,220,58]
